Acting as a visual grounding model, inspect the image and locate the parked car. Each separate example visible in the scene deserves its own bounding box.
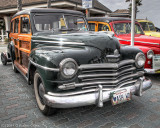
[1,9,152,115]
[137,19,160,37]
[155,27,160,32]
[87,17,160,74]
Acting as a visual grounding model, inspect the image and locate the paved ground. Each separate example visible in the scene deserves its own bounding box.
[0,62,160,128]
[0,42,7,57]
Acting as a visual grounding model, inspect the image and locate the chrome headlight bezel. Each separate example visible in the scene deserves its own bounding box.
[59,58,78,79]
[135,52,146,68]
[147,50,154,59]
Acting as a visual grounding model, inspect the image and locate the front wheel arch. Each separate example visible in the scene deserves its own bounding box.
[34,71,57,116]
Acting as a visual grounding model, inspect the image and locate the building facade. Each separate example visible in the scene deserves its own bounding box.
[0,0,112,39]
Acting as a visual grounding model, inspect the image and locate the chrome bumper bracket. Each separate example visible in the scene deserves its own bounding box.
[97,85,103,107]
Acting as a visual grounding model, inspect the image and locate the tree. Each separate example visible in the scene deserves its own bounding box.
[126,0,142,18]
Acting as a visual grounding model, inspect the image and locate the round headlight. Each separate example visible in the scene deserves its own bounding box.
[60,58,78,78]
[135,53,146,68]
[147,50,154,59]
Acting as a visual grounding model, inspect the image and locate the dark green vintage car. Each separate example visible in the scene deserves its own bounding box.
[1,8,152,115]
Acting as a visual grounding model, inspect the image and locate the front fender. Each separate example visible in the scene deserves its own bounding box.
[120,45,143,60]
[28,46,102,92]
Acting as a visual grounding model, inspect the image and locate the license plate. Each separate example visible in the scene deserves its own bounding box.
[153,55,160,70]
[111,88,131,106]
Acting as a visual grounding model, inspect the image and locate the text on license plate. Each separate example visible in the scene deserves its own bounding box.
[111,88,131,106]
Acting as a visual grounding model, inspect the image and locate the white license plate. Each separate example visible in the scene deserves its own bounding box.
[111,88,131,106]
[153,55,160,70]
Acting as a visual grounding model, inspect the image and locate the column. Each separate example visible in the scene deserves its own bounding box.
[4,16,11,38]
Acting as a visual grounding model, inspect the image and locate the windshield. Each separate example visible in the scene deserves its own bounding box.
[113,22,144,35]
[148,22,156,31]
[34,14,88,32]
[139,22,149,31]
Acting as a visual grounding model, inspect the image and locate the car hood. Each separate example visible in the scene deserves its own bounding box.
[144,31,160,38]
[117,34,160,47]
[32,31,120,52]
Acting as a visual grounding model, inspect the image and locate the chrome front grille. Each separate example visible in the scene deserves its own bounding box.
[78,59,141,89]
[58,59,144,90]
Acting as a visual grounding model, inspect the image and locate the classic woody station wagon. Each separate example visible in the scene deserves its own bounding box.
[1,8,152,115]
[87,17,160,74]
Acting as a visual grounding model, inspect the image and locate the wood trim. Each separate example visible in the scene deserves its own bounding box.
[14,60,28,75]
[88,21,98,31]
[10,14,32,74]
[19,48,30,54]
[97,22,111,31]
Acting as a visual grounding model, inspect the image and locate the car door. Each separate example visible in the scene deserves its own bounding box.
[17,15,32,75]
[11,16,21,68]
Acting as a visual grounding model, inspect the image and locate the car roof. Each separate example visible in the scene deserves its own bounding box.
[12,8,84,19]
[87,17,131,23]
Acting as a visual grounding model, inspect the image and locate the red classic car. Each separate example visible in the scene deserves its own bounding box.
[87,17,160,74]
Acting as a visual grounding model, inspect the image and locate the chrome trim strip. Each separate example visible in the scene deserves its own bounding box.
[78,67,136,78]
[81,64,133,73]
[73,73,136,86]
[44,78,152,108]
[51,80,137,97]
[32,40,85,45]
[30,60,59,72]
[79,60,135,70]
[118,38,160,45]
[144,68,160,74]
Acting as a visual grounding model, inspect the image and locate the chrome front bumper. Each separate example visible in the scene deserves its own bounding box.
[145,68,160,74]
[43,77,152,108]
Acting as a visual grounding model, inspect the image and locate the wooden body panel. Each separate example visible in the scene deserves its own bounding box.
[10,15,32,76]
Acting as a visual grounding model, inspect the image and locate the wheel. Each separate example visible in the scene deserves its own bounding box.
[1,53,7,65]
[34,71,56,116]
[12,62,19,73]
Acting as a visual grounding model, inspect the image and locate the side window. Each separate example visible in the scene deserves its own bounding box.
[10,21,14,33]
[139,22,149,31]
[98,24,109,31]
[148,22,156,31]
[88,23,95,31]
[14,18,19,33]
[21,17,31,33]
